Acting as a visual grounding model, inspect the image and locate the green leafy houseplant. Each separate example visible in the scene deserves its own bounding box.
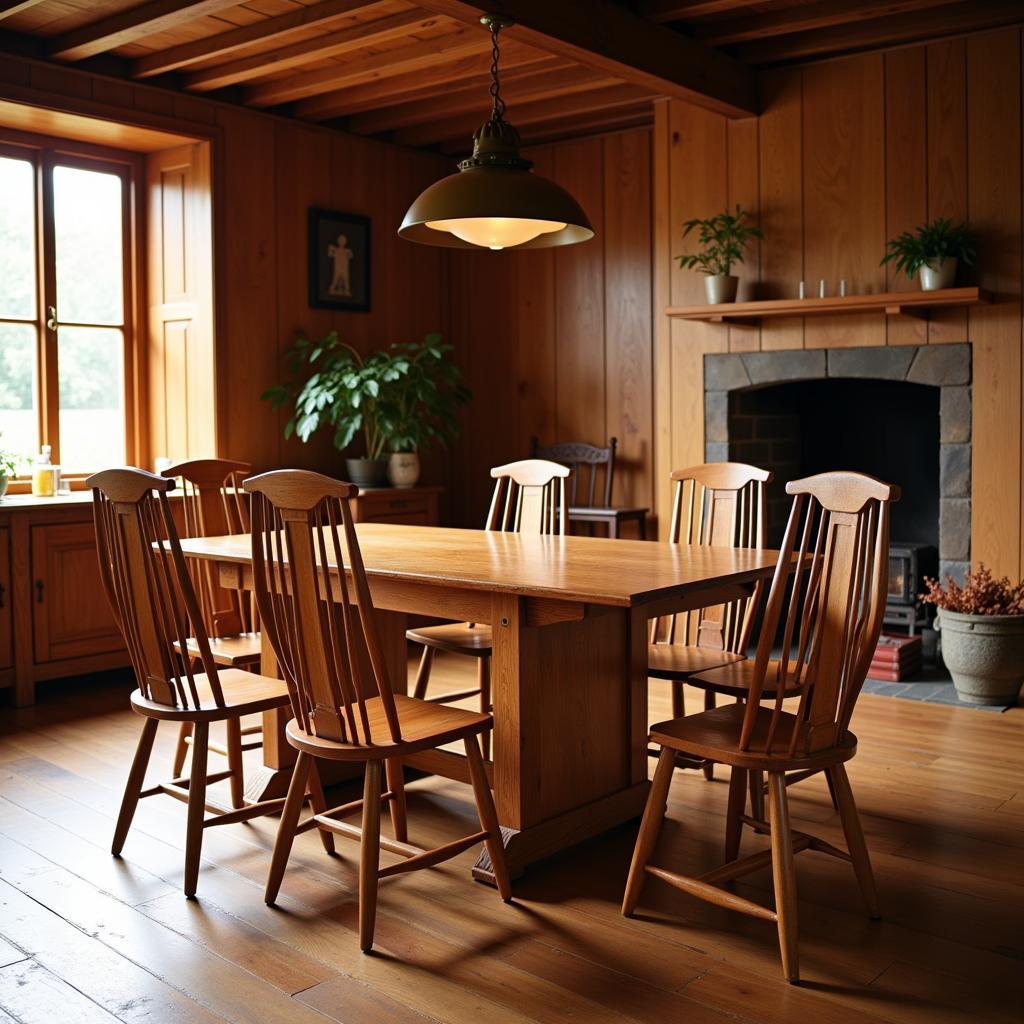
[880,216,976,289]
[676,205,762,304]
[262,332,469,483]
[0,435,21,499]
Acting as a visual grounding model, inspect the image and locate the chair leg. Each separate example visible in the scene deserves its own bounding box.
[385,758,408,844]
[464,734,511,901]
[749,769,766,825]
[702,689,716,780]
[767,771,799,983]
[824,768,841,813]
[305,758,335,855]
[411,646,434,700]
[172,721,192,777]
[225,718,244,809]
[725,766,748,863]
[112,717,158,856]
[670,679,685,718]
[183,721,210,899]
[359,760,383,953]
[828,763,880,919]
[622,747,676,916]
[266,751,313,905]
[478,657,492,760]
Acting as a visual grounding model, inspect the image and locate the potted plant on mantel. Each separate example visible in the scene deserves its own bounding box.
[881,216,977,291]
[263,331,469,489]
[676,204,763,304]
[922,565,1024,706]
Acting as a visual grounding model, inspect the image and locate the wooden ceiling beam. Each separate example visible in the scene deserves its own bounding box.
[412,0,757,116]
[638,1,756,22]
[394,83,651,147]
[348,64,612,134]
[293,50,558,120]
[737,0,1024,63]
[48,0,243,61]
[183,10,444,92]
[699,0,964,46]
[131,0,388,78]
[0,1,48,21]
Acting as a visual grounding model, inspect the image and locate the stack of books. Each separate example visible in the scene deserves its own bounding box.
[868,634,923,682]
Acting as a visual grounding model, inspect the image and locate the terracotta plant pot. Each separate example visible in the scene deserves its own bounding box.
[705,274,739,304]
[919,257,957,291]
[387,451,421,489]
[936,609,1024,705]
[344,457,389,489]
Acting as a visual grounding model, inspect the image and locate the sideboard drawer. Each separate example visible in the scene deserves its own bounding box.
[351,487,440,526]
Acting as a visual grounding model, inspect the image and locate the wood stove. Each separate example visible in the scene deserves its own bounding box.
[885,541,937,634]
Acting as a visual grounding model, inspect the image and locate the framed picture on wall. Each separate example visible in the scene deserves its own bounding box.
[308,208,371,312]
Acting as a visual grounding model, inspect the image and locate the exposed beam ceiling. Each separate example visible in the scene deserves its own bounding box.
[183,11,443,92]
[639,1,755,21]
[131,0,389,79]
[412,0,757,116]
[0,1,47,21]
[48,0,243,61]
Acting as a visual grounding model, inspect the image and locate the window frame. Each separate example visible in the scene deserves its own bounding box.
[0,128,143,490]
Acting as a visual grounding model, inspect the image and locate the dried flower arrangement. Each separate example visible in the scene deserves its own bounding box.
[921,564,1024,616]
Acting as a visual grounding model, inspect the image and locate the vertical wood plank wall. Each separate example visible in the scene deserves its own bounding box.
[654,29,1024,578]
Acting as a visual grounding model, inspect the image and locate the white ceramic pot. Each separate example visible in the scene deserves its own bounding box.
[919,257,957,291]
[387,451,420,489]
[936,609,1024,705]
[705,274,739,304]
[0,475,7,502]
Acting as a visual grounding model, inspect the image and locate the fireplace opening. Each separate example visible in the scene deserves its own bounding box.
[727,378,939,550]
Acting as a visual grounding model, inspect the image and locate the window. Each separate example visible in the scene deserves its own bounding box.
[0,136,137,477]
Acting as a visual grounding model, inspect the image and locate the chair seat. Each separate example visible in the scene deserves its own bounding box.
[648,643,745,680]
[650,702,857,772]
[687,658,805,699]
[176,632,262,667]
[284,694,492,761]
[130,669,290,722]
[406,623,492,657]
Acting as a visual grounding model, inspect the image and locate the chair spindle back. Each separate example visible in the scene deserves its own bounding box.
[244,469,399,747]
[651,462,772,652]
[486,459,571,536]
[529,437,617,508]
[161,458,256,637]
[89,468,222,710]
[743,471,898,757]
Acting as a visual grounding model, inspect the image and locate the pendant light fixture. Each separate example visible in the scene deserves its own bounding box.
[398,15,593,251]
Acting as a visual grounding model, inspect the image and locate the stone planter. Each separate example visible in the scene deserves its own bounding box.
[705,274,739,304]
[387,451,420,489]
[919,257,957,291]
[936,609,1024,705]
[344,457,389,489]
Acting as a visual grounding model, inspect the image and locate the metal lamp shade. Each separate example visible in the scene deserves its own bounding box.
[398,165,594,250]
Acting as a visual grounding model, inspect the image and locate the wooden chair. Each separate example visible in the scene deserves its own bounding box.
[244,469,511,952]
[405,458,570,758]
[161,458,264,797]
[530,436,647,538]
[648,463,771,786]
[88,468,293,898]
[624,471,897,983]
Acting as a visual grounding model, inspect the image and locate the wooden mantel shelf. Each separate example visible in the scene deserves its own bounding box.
[665,286,989,326]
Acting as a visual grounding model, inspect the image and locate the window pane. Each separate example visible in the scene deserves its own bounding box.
[53,165,124,325]
[0,322,39,465]
[57,326,125,471]
[0,156,36,320]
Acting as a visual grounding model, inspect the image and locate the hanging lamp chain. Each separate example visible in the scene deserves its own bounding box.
[488,19,506,122]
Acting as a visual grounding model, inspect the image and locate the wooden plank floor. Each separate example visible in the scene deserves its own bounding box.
[0,656,1021,1024]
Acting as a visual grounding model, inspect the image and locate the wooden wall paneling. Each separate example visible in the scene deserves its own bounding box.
[652,101,673,532]
[758,68,804,351]
[966,29,1022,577]
[725,116,761,352]
[926,38,969,344]
[603,128,653,509]
[553,137,607,447]
[515,147,558,457]
[884,46,928,346]
[667,100,729,483]
[801,55,886,349]
[213,106,278,470]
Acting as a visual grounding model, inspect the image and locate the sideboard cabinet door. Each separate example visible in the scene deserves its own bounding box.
[31,523,124,664]
[0,527,11,670]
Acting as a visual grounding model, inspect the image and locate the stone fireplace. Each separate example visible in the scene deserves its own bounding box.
[702,344,971,583]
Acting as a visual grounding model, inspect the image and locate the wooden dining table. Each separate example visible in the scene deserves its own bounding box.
[178,523,780,882]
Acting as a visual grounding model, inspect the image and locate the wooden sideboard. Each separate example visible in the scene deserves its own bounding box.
[350,486,441,526]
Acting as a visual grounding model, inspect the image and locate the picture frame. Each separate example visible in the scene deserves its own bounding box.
[308,207,371,312]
